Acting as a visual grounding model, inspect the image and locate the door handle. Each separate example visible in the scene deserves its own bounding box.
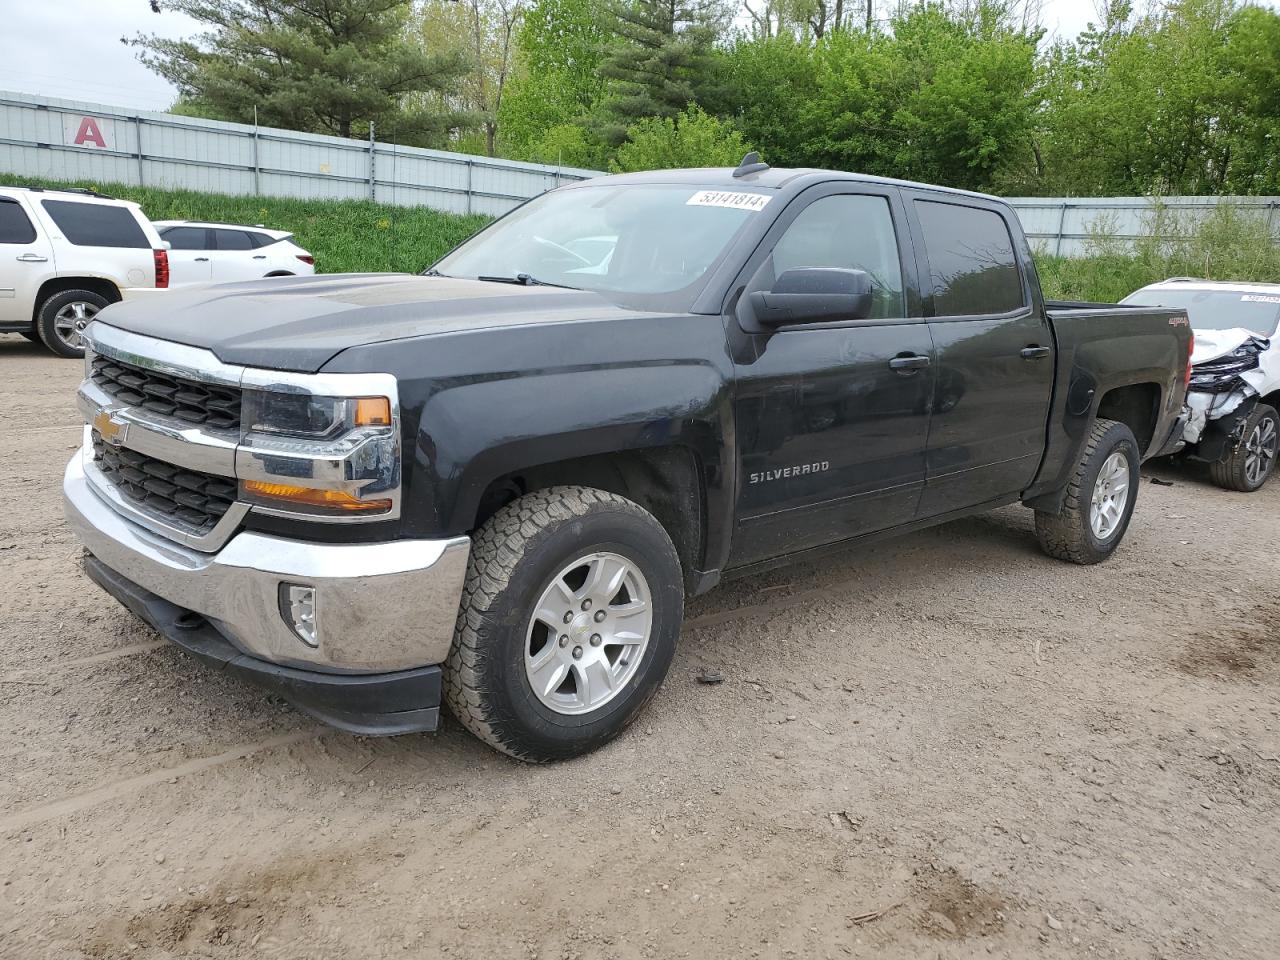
[888,354,931,372]
[194,257,210,262]
[15,253,48,263]
[1021,345,1051,359]
[252,255,267,260]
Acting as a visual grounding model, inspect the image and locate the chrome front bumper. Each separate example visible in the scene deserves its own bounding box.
[64,453,470,674]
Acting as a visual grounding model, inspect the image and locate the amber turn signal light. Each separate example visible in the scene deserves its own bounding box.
[243,480,392,513]
[354,397,392,427]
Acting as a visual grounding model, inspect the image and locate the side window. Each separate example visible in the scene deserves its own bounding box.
[214,230,254,251]
[0,199,37,244]
[759,194,905,319]
[41,200,149,248]
[160,227,209,250]
[915,200,1025,316]
[245,232,275,248]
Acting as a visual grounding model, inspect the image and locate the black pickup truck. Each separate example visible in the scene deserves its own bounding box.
[64,160,1192,761]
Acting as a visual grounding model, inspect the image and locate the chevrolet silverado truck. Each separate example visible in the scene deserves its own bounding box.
[63,159,1193,762]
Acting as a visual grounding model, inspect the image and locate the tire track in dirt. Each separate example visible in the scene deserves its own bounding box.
[0,730,312,833]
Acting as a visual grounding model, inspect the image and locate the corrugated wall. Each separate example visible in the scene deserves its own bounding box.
[1006,195,1280,257]
[4,91,1279,253]
[0,91,598,217]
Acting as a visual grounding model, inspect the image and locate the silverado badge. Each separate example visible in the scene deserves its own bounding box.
[93,409,129,448]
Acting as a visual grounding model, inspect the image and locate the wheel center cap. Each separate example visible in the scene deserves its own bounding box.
[570,612,593,638]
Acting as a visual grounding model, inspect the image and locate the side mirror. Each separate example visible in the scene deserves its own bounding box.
[745,267,874,328]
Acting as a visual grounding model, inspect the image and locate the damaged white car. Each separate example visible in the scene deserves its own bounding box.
[1123,279,1280,491]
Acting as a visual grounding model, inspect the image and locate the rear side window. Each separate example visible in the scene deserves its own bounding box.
[213,230,254,251]
[915,200,1025,316]
[41,200,149,249]
[0,199,36,244]
[160,226,209,250]
[246,231,278,248]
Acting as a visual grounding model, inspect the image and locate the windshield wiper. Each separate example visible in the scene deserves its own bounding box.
[476,273,578,290]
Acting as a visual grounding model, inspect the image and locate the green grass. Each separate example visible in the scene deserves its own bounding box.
[0,174,492,275]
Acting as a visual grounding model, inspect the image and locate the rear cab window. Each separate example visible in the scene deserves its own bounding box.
[914,200,1025,316]
[0,198,37,244]
[41,199,149,249]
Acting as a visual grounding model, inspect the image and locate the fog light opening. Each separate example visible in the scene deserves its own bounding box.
[279,583,319,648]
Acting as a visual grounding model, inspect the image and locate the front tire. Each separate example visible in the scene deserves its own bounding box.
[1209,403,1278,492]
[1035,418,1139,565]
[443,486,683,762]
[36,289,110,358]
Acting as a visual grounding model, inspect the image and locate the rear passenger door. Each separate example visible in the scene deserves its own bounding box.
[904,194,1053,518]
[209,229,264,282]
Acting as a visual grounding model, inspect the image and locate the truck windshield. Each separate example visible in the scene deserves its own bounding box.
[1122,288,1280,337]
[430,184,771,311]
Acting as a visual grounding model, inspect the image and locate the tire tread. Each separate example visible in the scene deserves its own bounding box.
[443,485,673,761]
[1035,418,1130,564]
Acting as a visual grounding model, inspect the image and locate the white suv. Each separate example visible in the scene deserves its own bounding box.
[153,221,316,286]
[0,186,168,358]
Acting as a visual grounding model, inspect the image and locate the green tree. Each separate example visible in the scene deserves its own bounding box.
[798,2,1040,192]
[704,35,820,168]
[595,0,731,145]
[1035,0,1243,195]
[497,0,612,166]
[608,104,752,172]
[137,0,469,145]
[417,0,527,157]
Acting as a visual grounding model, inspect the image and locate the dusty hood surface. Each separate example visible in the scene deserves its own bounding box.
[91,273,644,372]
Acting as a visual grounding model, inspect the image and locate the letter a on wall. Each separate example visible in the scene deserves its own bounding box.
[62,114,116,150]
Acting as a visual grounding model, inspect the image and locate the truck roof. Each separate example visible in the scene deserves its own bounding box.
[562,165,1004,205]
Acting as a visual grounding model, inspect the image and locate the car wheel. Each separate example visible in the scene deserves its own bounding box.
[1034,418,1139,565]
[1209,403,1278,492]
[36,289,110,358]
[444,486,683,762]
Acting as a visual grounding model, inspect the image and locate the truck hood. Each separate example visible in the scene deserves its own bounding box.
[94,273,648,372]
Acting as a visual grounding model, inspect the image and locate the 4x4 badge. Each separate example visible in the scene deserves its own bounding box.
[92,409,129,447]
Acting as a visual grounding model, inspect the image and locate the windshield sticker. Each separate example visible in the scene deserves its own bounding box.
[686,190,771,212]
[1242,294,1280,304]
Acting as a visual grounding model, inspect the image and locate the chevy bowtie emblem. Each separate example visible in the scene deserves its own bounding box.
[93,409,129,447]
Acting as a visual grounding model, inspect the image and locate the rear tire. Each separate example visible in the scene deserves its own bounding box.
[36,289,110,358]
[1035,418,1139,565]
[1209,403,1278,492]
[443,486,683,762]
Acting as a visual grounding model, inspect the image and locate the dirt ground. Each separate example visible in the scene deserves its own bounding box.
[1,335,1278,960]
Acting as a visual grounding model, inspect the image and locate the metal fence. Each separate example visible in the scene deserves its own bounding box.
[4,91,1280,253]
[1007,195,1280,258]
[0,90,598,217]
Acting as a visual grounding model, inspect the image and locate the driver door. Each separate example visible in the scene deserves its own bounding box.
[728,187,936,567]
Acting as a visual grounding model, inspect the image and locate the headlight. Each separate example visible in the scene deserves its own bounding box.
[235,378,401,522]
[243,391,391,439]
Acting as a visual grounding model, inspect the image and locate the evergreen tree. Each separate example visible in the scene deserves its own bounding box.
[595,0,729,145]
[137,0,470,146]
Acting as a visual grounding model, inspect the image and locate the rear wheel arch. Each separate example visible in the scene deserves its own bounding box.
[1095,382,1161,457]
[30,277,121,322]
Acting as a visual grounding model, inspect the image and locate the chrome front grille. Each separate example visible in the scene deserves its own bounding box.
[92,430,237,533]
[91,355,242,431]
